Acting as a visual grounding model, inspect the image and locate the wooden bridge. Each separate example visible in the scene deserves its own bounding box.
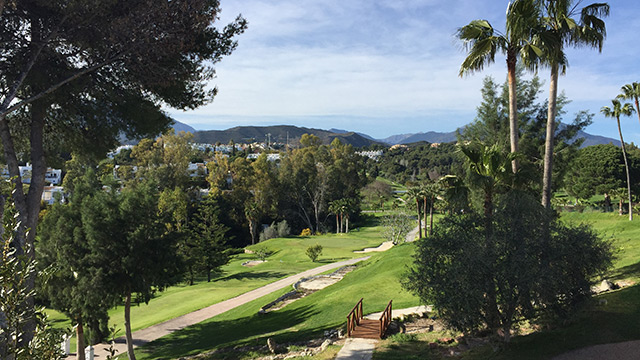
[346,298,392,339]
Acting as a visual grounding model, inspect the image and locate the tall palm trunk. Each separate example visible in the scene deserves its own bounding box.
[416,199,422,239]
[423,195,428,234]
[335,214,339,234]
[429,195,435,237]
[542,63,559,209]
[616,116,633,221]
[507,54,519,173]
[125,291,136,360]
[633,96,640,127]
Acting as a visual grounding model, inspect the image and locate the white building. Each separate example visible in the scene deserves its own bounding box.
[42,186,65,205]
[356,150,383,161]
[0,165,63,185]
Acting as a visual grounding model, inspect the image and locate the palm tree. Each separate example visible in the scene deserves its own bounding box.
[619,82,640,126]
[601,99,635,221]
[457,0,541,173]
[538,0,610,209]
[406,187,423,239]
[459,143,515,234]
[328,200,341,234]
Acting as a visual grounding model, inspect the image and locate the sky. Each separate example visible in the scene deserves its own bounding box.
[166,0,640,143]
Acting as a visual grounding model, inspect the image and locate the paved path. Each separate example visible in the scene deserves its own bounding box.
[551,340,640,360]
[67,256,371,360]
[406,225,419,242]
[335,338,378,360]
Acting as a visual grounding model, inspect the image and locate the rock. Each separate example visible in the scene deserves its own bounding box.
[337,329,344,338]
[319,339,332,352]
[593,279,618,293]
[267,338,277,354]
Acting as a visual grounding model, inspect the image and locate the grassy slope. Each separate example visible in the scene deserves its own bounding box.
[374,211,640,360]
[46,223,386,338]
[136,243,421,360]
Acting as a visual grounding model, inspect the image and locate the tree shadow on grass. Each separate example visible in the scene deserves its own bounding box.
[138,304,329,360]
[215,270,289,282]
[609,261,640,282]
[314,257,350,264]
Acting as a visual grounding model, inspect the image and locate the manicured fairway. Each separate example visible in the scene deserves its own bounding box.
[136,243,421,359]
[46,221,387,340]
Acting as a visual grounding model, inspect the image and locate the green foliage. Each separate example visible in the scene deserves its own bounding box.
[460,71,590,192]
[276,220,291,238]
[565,144,637,200]
[375,142,461,184]
[305,244,323,262]
[38,169,117,345]
[1,191,66,359]
[254,247,273,262]
[387,333,418,344]
[184,196,231,283]
[403,191,613,341]
[381,212,414,244]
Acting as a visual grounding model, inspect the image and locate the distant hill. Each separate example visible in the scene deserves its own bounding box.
[192,125,382,148]
[329,128,376,141]
[172,120,196,134]
[576,130,620,147]
[378,128,619,148]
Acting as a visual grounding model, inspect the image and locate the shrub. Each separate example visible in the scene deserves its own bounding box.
[306,244,323,262]
[276,220,290,237]
[403,191,613,342]
[254,247,273,261]
[300,228,312,236]
[259,223,278,242]
[388,333,417,343]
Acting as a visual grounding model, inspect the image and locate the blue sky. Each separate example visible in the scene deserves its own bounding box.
[167,0,640,142]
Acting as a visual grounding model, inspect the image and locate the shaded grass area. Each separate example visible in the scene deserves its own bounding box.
[373,332,455,360]
[462,285,640,360]
[46,223,387,340]
[136,243,421,360]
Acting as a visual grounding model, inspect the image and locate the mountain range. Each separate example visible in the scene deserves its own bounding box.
[171,120,620,148]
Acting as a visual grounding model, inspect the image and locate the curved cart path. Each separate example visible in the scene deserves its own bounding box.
[67,256,371,360]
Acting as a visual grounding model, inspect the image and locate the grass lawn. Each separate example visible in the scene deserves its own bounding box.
[45,220,387,341]
[373,211,640,360]
[136,243,421,360]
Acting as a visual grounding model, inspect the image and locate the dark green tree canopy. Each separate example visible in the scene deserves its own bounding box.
[565,144,640,200]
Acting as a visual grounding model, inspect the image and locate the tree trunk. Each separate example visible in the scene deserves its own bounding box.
[542,64,559,209]
[335,214,339,234]
[634,96,640,127]
[619,198,623,216]
[507,57,519,173]
[345,215,349,233]
[248,218,257,245]
[429,195,434,237]
[616,117,633,221]
[76,319,86,360]
[416,199,422,239]
[423,195,427,235]
[125,291,136,360]
[207,268,211,282]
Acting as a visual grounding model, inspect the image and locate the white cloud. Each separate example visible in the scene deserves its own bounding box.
[170,0,640,143]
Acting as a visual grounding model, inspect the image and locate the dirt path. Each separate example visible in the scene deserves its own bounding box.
[551,340,640,360]
[66,256,371,360]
